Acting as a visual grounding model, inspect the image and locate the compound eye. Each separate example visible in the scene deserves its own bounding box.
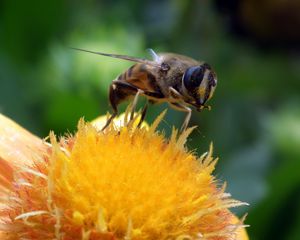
[183,66,205,92]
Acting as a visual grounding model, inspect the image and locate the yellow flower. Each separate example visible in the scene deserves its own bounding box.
[91,112,149,130]
[0,112,248,240]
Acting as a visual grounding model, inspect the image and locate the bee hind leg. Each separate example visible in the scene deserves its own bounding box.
[103,80,146,130]
[101,110,118,131]
[130,89,144,121]
[137,102,148,128]
[101,83,120,131]
[170,102,192,132]
[102,81,136,131]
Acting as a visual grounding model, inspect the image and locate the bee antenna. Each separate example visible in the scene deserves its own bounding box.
[70,47,162,68]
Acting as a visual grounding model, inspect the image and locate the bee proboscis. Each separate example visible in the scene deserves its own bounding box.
[72,48,217,131]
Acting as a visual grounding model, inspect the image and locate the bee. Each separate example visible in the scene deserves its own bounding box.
[72,48,217,131]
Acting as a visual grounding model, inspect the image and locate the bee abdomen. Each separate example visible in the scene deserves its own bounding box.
[117,64,140,81]
[117,64,163,95]
[127,65,134,78]
[147,72,162,94]
[117,72,127,81]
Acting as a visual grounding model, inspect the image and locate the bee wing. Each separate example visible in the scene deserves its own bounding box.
[71,47,162,68]
[147,48,162,63]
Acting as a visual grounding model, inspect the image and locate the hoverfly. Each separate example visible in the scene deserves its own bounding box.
[72,48,217,131]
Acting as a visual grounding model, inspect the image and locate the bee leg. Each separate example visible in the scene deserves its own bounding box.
[170,102,192,132]
[101,110,118,131]
[130,89,144,121]
[203,105,211,111]
[137,102,148,128]
[101,83,120,131]
[169,87,184,100]
[111,79,138,91]
[101,80,140,131]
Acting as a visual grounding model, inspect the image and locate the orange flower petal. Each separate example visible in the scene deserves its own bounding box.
[0,157,13,188]
[0,114,48,238]
[0,114,46,168]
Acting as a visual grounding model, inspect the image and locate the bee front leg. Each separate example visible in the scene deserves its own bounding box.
[169,87,184,100]
[170,102,192,132]
[203,105,211,111]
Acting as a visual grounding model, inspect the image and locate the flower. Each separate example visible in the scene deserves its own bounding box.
[0,112,248,239]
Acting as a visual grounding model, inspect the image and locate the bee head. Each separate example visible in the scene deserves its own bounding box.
[182,63,217,109]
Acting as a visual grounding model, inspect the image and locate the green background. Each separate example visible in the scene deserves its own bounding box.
[1,1,300,239]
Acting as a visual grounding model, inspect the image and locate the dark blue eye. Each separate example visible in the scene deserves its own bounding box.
[183,66,205,92]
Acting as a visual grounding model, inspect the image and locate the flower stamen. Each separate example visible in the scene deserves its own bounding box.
[15,210,49,220]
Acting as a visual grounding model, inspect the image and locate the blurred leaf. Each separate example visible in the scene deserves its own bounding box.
[0,56,41,134]
[248,103,300,239]
[222,140,271,208]
[44,93,99,134]
[266,102,300,157]
[1,0,68,64]
[248,154,300,239]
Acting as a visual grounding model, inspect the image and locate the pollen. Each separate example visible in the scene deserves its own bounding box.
[0,112,248,240]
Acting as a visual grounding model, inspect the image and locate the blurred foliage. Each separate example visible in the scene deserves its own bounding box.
[0,0,300,239]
